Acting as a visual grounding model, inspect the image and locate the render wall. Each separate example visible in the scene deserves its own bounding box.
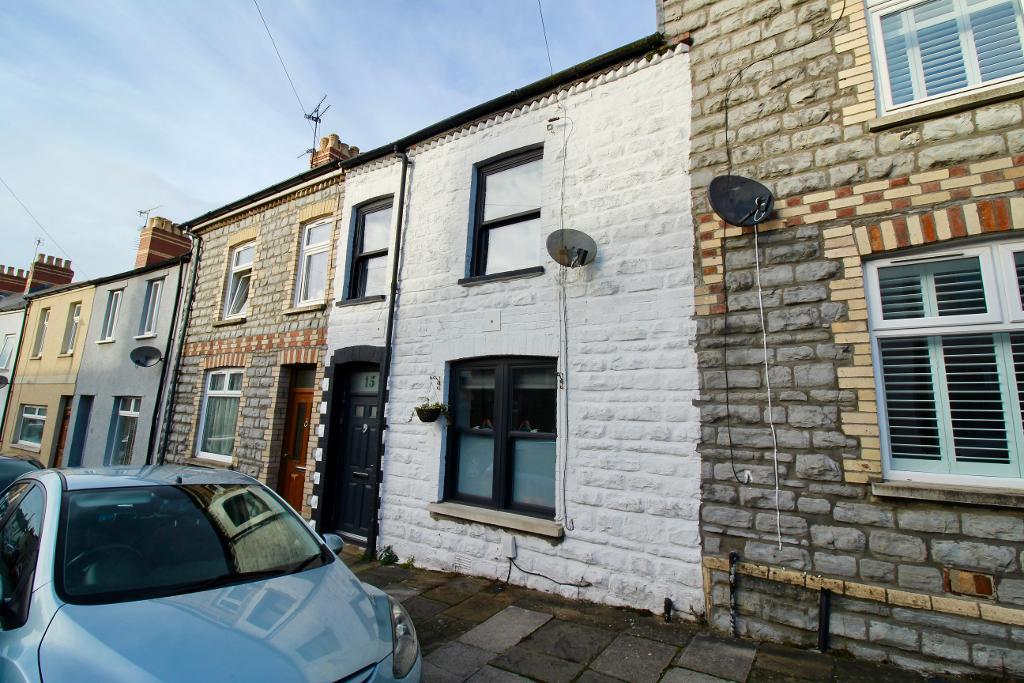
[69,260,186,467]
[321,46,700,614]
[0,307,25,437]
[660,0,1024,675]
[164,177,344,518]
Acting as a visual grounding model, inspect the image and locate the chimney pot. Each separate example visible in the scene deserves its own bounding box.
[309,132,358,169]
[135,215,190,268]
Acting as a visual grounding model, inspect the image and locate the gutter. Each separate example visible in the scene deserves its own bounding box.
[146,256,188,465]
[366,148,411,557]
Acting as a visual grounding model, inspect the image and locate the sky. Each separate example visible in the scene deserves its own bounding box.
[0,0,654,281]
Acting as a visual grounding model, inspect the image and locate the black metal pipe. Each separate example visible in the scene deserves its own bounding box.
[817,588,832,653]
[728,551,740,638]
[366,148,411,558]
[146,256,188,465]
[156,233,202,463]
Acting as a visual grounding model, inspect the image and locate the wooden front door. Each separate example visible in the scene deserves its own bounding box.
[338,393,380,539]
[276,386,315,511]
[52,399,72,467]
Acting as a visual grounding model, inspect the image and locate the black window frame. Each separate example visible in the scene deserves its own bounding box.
[445,356,557,518]
[470,147,544,278]
[348,197,393,300]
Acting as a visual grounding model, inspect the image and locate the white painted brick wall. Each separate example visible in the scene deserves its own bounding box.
[326,46,702,615]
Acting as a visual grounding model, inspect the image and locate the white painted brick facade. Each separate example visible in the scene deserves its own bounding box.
[325,45,702,615]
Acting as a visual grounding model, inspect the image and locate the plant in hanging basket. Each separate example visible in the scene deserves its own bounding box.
[414,401,446,423]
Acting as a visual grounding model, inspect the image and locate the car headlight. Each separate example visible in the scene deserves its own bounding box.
[389,597,419,678]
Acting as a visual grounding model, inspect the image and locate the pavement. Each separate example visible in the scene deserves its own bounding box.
[342,550,997,683]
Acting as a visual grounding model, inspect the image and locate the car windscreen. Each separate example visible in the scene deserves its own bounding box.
[56,483,331,604]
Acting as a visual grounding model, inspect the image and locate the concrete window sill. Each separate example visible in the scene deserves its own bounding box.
[95,339,116,345]
[12,443,41,454]
[56,353,73,358]
[872,480,1024,509]
[186,456,234,470]
[335,295,386,308]
[213,317,246,328]
[458,266,545,287]
[285,302,327,316]
[427,501,563,539]
[134,333,158,340]
[869,79,1024,132]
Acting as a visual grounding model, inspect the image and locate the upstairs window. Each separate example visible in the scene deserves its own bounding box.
[446,357,557,517]
[471,149,543,277]
[349,199,392,299]
[871,0,1024,112]
[62,302,81,354]
[31,309,49,358]
[295,221,332,305]
[99,290,122,341]
[198,369,243,462]
[224,244,254,319]
[0,333,16,370]
[139,279,163,336]
[868,240,1024,481]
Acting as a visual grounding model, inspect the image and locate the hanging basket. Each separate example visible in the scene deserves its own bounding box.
[415,406,443,423]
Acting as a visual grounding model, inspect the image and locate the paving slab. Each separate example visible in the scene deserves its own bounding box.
[589,634,678,683]
[417,614,476,655]
[628,617,701,648]
[465,665,534,682]
[424,584,477,606]
[746,669,812,683]
[676,633,757,682]
[443,592,518,623]
[425,641,496,680]
[831,657,925,683]
[660,668,731,683]
[512,594,637,631]
[422,661,462,683]
[491,646,584,683]
[519,619,617,664]
[459,606,553,653]
[383,583,423,603]
[753,643,833,681]
[404,595,449,621]
[576,671,625,683]
[403,571,453,591]
[446,575,493,593]
[359,565,414,587]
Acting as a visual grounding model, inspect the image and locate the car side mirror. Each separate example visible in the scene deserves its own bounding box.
[322,533,344,554]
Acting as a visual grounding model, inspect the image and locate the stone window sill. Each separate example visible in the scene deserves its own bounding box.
[56,353,73,358]
[869,79,1024,132]
[134,333,158,340]
[285,302,327,316]
[213,317,246,328]
[185,456,234,470]
[335,295,386,308]
[11,443,41,454]
[872,480,1024,509]
[95,339,116,345]
[426,501,563,539]
[458,266,545,287]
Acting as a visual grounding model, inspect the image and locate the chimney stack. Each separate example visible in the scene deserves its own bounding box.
[309,133,358,169]
[135,216,191,268]
[0,265,27,298]
[25,253,74,293]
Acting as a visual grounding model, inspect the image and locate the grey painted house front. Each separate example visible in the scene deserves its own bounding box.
[0,296,27,439]
[66,256,188,467]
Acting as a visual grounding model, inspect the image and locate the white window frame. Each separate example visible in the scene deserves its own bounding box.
[16,405,46,450]
[196,368,244,463]
[61,302,81,355]
[223,243,254,319]
[294,221,332,306]
[867,238,1024,487]
[138,278,164,336]
[0,333,16,370]
[107,396,141,466]
[30,309,49,358]
[869,0,1024,114]
[99,290,123,342]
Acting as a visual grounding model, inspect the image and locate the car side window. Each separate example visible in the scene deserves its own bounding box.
[0,484,44,630]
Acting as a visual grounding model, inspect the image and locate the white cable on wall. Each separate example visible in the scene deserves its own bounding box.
[751,224,783,550]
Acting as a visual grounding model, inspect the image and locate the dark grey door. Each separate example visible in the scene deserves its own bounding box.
[338,394,379,539]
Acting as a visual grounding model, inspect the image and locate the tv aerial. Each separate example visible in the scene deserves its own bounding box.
[708,175,774,227]
[546,229,597,268]
[300,94,331,158]
[129,346,163,368]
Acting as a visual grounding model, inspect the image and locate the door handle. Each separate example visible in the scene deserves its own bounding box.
[362,423,369,434]
[295,466,308,472]
[352,471,370,480]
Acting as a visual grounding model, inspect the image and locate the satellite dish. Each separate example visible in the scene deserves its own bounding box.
[130,346,163,368]
[546,229,597,268]
[0,375,8,389]
[708,175,775,227]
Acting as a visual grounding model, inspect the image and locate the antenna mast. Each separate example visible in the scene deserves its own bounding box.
[302,94,331,157]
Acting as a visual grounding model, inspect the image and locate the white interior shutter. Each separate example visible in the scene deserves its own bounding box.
[941,334,1012,465]
[915,0,971,96]
[969,0,1024,81]
[880,337,944,461]
[883,13,918,104]
[933,259,987,315]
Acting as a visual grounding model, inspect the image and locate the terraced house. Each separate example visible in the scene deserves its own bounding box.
[164,134,356,518]
[660,0,1024,675]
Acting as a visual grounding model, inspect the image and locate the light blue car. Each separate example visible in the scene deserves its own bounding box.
[0,466,421,683]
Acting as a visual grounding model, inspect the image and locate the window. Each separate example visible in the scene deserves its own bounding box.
[224,244,254,318]
[349,200,392,299]
[30,309,48,358]
[197,369,243,462]
[99,290,122,341]
[295,221,332,305]
[108,397,141,466]
[446,357,557,516]
[870,0,1024,112]
[471,148,543,276]
[61,302,81,354]
[16,405,46,448]
[139,279,163,336]
[868,240,1024,481]
[0,483,45,629]
[0,334,15,370]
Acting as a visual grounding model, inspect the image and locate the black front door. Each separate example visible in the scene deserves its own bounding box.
[337,384,380,540]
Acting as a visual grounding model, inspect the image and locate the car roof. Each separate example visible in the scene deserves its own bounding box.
[53,465,255,491]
